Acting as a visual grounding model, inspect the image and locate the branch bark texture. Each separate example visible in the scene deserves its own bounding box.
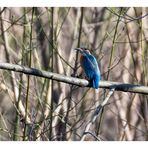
[0,63,148,95]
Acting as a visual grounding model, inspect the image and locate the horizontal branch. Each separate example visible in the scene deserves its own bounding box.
[0,63,148,95]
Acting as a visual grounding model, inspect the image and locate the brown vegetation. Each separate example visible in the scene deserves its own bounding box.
[0,7,148,141]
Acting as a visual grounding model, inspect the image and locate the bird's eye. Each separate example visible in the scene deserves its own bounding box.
[82,48,88,51]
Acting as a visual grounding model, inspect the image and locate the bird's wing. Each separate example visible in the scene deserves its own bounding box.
[81,55,99,80]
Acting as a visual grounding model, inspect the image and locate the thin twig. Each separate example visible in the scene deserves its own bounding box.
[83,132,101,141]
[23,8,34,141]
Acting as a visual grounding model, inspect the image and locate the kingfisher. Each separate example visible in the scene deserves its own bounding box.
[75,48,101,89]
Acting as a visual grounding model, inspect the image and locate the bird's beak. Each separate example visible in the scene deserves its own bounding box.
[74,48,83,54]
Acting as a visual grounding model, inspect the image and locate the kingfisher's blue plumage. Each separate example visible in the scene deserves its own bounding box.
[76,48,101,89]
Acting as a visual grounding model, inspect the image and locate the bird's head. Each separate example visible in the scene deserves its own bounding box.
[74,48,91,56]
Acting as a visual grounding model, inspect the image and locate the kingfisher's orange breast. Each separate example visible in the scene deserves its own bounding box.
[80,55,84,69]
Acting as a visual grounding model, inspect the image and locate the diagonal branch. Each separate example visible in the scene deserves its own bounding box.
[80,88,115,141]
[0,62,148,95]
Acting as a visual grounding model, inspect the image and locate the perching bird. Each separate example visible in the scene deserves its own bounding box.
[75,48,101,89]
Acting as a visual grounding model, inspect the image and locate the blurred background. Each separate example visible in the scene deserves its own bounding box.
[0,7,148,141]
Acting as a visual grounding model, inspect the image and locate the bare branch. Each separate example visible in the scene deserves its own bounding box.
[0,63,148,95]
[80,88,115,141]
